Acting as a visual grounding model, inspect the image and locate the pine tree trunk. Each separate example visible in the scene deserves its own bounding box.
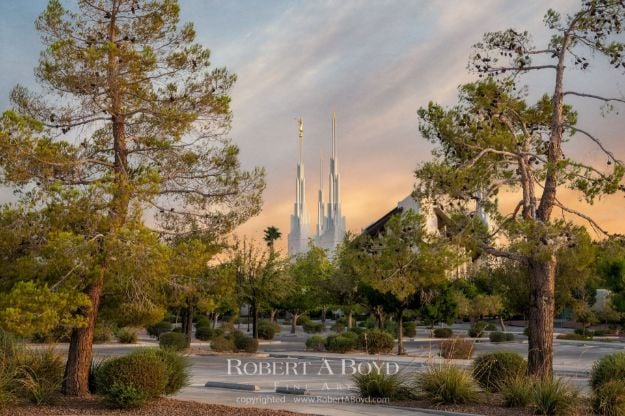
[63,9,130,396]
[62,269,104,396]
[527,256,556,379]
[270,309,277,323]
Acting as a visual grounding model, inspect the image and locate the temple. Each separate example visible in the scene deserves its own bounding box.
[288,113,347,257]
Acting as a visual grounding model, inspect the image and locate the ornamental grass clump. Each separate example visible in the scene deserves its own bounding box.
[416,365,479,404]
[500,374,534,408]
[353,371,412,400]
[593,380,625,416]
[531,377,579,416]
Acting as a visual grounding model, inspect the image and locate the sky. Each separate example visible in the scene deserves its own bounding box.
[0,0,624,251]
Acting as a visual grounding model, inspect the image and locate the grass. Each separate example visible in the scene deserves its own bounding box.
[532,377,579,415]
[353,371,412,400]
[416,365,479,404]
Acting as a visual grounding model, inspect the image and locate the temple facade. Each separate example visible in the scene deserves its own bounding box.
[288,113,347,257]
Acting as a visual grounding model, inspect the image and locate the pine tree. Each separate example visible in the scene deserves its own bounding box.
[0,0,264,395]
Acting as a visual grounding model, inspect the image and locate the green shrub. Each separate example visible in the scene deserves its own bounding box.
[302,321,324,334]
[416,365,478,404]
[384,320,398,337]
[489,331,515,343]
[557,333,591,340]
[257,320,277,339]
[500,374,534,408]
[433,328,453,338]
[594,330,609,337]
[130,349,190,395]
[468,322,488,338]
[353,371,411,400]
[349,327,365,336]
[16,348,64,405]
[325,335,355,353]
[105,382,148,409]
[195,315,211,328]
[531,377,578,415]
[440,339,474,359]
[343,330,359,344]
[591,352,625,391]
[234,336,259,353]
[485,323,498,331]
[95,353,168,408]
[211,336,235,352]
[574,328,593,336]
[195,326,214,341]
[159,332,188,351]
[403,321,417,337]
[116,328,138,344]
[593,380,625,416]
[472,352,527,392]
[358,330,394,354]
[363,316,377,329]
[147,321,173,339]
[305,335,326,351]
[93,324,114,343]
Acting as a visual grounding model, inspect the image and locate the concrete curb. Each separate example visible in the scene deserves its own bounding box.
[204,381,260,391]
[275,386,309,395]
[381,405,480,416]
[555,339,625,348]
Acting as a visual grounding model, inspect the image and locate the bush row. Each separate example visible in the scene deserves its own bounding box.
[304,329,395,354]
[352,351,625,415]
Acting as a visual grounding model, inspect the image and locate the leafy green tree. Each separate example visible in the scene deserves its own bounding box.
[598,238,625,315]
[354,210,455,354]
[230,239,284,339]
[417,0,625,375]
[326,234,365,328]
[166,238,230,346]
[420,283,459,328]
[282,243,333,333]
[0,0,264,395]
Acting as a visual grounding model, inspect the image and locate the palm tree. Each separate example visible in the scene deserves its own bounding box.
[263,226,282,250]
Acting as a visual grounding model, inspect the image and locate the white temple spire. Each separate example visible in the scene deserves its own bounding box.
[317,151,324,237]
[314,111,346,258]
[288,117,310,256]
